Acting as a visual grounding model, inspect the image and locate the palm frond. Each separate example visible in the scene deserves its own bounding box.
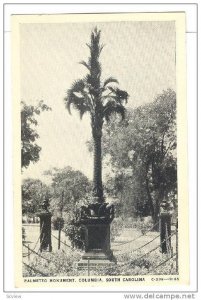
[70,79,85,92]
[93,27,101,42]
[115,88,129,104]
[103,100,126,122]
[103,77,119,88]
[64,79,90,117]
[79,60,91,71]
[107,87,129,104]
[65,93,90,119]
[99,43,105,54]
[79,106,90,120]
[107,86,116,93]
[64,27,129,124]
[64,92,79,115]
[86,43,91,50]
[90,28,102,59]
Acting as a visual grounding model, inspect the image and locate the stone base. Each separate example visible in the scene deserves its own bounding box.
[82,250,114,260]
[75,249,116,271]
[75,258,115,271]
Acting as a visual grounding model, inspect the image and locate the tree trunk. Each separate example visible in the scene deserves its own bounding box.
[145,177,155,219]
[153,199,160,231]
[153,189,165,231]
[93,133,103,202]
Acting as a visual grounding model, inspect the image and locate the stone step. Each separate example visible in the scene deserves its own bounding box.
[82,251,111,260]
[75,259,115,270]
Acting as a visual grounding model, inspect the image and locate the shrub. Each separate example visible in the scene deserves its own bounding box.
[134,217,155,234]
[52,217,64,230]
[63,221,84,249]
[22,248,81,277]
[110,217,124,241]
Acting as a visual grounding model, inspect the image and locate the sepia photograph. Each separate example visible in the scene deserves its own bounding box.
[11,12,188,288]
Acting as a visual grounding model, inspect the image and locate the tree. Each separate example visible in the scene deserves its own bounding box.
[44,166,91,248]
[22,178,48,216]
[44,166,92,218]
[102,89,177,224]
[64,28,128,202]
[21,100,51,170]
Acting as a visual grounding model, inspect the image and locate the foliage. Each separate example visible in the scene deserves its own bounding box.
[119,217,155,234]
[43,166,91,246]
[77,252,177,276]
[22,178,48,215]
[63,221,84,249]
[23,247,177,277]
[102,89,177,223]
[22,221,178,277]
[110,217,124,241]
[116,251,177,276]
[21,100,51,170]
[23,249,81,277]
[52,217,64,230]
[134,217,155,234]
[64,27,128,200]
[86,249,177,276]
[44,166,92,219]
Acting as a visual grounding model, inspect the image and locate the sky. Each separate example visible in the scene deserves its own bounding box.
[20,20,176,182]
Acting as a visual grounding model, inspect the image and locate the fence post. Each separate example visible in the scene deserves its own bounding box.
[28,243,30,261]
[58,221,61,250]
[37,194,52,252]
[160,212,171,254]
[176,219,178,272]
[87,259,90,276]
[58,191,64,250]
[22,227,26,242]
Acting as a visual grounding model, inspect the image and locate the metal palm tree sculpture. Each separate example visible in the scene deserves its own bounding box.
[65,27,129,203]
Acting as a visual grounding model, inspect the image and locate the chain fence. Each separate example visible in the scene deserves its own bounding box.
[116,229,177,275]
[23,261,48,277]
[112,221,160,248]
[51,233,71,248]
[22,221,178,276]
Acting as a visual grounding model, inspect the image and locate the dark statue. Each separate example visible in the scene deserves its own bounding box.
[80,202,114,222]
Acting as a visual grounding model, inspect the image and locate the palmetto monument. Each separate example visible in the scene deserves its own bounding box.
[65,28,128,263]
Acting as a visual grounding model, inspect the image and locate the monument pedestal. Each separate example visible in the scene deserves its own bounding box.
[76,202,115,270]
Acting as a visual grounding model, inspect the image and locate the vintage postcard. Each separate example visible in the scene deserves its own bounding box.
[12,12,188,288]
